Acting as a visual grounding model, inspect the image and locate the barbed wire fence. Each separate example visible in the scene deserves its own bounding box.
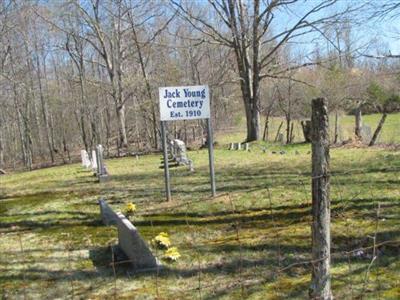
[92,163,399,300]
[4,128,399,299]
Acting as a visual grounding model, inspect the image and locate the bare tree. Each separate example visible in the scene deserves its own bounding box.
[172,0,355,141]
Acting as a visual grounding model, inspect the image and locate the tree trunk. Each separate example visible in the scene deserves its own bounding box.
[301,120,312,143]
[247,102,260,141]
[369,112,387,146]
[184,120,188,145]
[310,98,332,300]
[355,106,362,140]
[34,50,54,164]
[274,121,284,142]
[286,116,291,144]
[334,111,339,144]
[117,104,128,148]
[290,122,294,143]
[262,114,270,141]
[0,125,4,168]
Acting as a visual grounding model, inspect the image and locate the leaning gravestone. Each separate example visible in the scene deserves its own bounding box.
[116,212,161,270]
[98,199,161,271]
[98,199,118,225]
[96,144,108,182]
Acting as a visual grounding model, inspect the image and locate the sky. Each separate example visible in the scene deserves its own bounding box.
[259,0,400,61]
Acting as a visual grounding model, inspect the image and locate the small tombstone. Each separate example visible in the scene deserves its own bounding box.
[188,160,194,172]
[277,133,284,143]
[237,143,241,150]
[81,150,86,167]
[96,145,108,182]
[168,140,175,159]
[279,150,286,155]
[81,150,91,169]
[244,143,250,151]
[229,143,234,150]
[361,125,372,142]
[91,150,97,173]
[174,140,188,163]
[173,139,194,171]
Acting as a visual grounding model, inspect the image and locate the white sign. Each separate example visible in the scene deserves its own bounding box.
[159,85,210,121]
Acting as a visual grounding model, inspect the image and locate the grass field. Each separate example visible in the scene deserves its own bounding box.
[218,113,400,145]
[1,123,400,299]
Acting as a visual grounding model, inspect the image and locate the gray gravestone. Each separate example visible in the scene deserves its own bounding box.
[116,212,161,270]
[98,199,118,225]
[173,139,194,171]
[236,142,241,150]
[229,143,234,150]
[361,125,372,142]
[277,133,284,143]
[98,200,161,271]
[96,145,108,182]
[244,143,250,151]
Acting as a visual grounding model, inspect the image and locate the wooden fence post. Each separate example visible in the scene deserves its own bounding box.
[310,98,332,300]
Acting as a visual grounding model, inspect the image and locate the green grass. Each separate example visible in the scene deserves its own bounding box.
[1,137,399,299]
[217,112,400,144]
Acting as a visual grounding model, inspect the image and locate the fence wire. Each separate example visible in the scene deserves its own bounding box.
[3,150,399,299]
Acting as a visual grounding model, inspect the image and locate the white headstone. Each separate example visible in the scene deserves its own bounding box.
[91,150,97,172]
[172,139,194,171]
[81,150,91,169]
[81,150,86,167]
[173,139,188,163]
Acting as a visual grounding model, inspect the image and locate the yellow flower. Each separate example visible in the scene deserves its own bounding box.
[126,203,136,214]
[164,247,181,261]
[153,232,171,248]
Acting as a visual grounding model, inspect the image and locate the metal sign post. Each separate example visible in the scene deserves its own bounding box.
[161,121,171,201]
[207,117,216,197]
[159,85,216,201]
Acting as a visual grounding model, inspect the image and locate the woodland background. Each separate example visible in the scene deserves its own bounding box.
[0,0,399,170]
